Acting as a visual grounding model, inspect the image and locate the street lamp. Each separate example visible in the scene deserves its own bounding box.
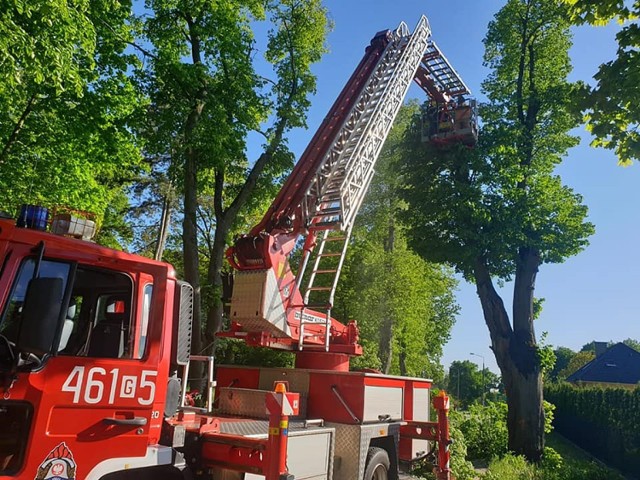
[470,352,485,406]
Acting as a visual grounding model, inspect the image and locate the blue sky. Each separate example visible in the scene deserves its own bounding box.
[280,1,639,373]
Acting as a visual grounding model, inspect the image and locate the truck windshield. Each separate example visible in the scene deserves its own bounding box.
[0,258,70,343]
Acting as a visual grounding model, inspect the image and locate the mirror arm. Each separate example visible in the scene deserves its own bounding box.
[53,263,77,354]
[31,241,45,279]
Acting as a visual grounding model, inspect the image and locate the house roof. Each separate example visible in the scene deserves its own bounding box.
[567,343,640,385]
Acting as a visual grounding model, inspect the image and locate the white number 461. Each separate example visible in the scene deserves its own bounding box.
[62,366,156,406]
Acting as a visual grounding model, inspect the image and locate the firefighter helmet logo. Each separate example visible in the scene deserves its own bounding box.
[35,442,77,480]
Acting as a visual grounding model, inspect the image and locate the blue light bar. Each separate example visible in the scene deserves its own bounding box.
[17,204,49,231]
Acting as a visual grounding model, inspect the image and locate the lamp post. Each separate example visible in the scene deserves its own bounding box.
[470,352,485,406]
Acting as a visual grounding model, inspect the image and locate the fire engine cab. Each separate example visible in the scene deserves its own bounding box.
[0,15,470,480]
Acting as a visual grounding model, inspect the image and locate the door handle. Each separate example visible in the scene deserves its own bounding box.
[103,416,147,426]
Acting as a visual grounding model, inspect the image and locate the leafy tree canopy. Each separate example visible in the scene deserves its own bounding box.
[549,346,576,380]
[401,0,594,460]
[558,350,595,379]
[580,337,640,352]
[447,360,500,408]
[563,0,640,165]
[0,0,145,245]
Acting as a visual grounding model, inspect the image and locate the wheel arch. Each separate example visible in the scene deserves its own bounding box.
[368,436,398,480]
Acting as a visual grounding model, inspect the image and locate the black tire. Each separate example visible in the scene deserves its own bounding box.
[363,447,390,480]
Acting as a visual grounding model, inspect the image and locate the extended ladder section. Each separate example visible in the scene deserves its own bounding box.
[416,41,471,100]
[297,17,432,350]
[306,17,432,232]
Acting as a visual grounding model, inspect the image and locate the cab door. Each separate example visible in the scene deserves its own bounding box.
[20,262,163,480]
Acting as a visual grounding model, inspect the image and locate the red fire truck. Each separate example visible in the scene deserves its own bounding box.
[0,16,474,480]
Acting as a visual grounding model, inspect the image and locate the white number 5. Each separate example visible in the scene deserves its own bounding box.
[138,370,157,405]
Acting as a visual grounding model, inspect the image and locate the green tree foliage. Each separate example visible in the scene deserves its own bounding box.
[340,242,457,379]
[558,350,595,379]
[401,0,594,461]
[581,338,640,352]
[563,0,640,165]
[623,338,640,352]
[550,346,577,381]
[137,0,331,361]
[0,1,144,239]
[447,360,501,407]
[336,104,458,380]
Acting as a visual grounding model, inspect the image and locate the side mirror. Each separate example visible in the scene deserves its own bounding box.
[17,277,64,355]
[172,281,193,366]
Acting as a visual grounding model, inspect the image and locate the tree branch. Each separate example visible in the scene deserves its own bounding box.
[214,167,225,220]
[0,92,37,163]
[224,6,301,221]
[473,257,513,339]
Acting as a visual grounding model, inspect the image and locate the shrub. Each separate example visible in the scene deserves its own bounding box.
[545,382,640,474]
[448,419,477,480]
[458,401,509,460]
[484,454,536,480]
[455,398,556,461]
[540,446,563,472]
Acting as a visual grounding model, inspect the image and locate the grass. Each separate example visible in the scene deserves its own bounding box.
[546,432,597,462]
[481,433,627,480]
[546,432,636,480]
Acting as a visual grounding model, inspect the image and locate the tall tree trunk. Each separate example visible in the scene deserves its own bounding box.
[182,134,203,385]
[154,195,171,261]
[380,215,396,374]
[474,255,544,462]
[398,337,407,376]
[502,355,544,460]
[380,314,393,374]
[204,221,229,350]
[182,16,206,387]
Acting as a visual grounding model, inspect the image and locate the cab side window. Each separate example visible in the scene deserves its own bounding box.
[0,259,70,343]
[61,267,134,359]
[1,257,146,360]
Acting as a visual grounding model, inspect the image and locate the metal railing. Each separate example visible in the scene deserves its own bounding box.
[180,354,216,413]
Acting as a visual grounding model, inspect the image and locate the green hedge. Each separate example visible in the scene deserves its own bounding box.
[545,382,640,475]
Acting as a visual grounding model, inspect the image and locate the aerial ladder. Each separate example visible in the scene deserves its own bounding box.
[225,15,477,371]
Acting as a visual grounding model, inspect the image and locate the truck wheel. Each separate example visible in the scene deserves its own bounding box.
[363,447,390,480]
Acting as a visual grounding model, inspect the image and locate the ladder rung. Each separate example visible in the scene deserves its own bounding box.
[310,223,341,231]
[298,344,331,352]
[307,286,332,291]
[317,207,342,215]
[312,269,338,274]
[318,252,341,257]
[323,237,346,242]
[304,303,331,309]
